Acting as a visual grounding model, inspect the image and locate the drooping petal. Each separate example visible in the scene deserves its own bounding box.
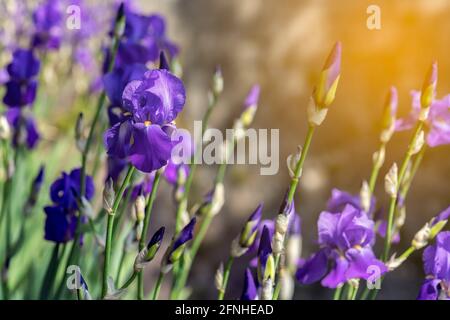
[104,119,134,159]
[345,246,387,281]
[417,279,441,300]
[321,254,349,288]
[296,249,329,285]
[44,205,74,243]
[128,123,173,173]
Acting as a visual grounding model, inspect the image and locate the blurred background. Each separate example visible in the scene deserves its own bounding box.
[1,0,449,299]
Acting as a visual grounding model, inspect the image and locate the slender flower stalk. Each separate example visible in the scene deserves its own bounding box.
[171,84,259,299]
[137,170,162,299]
[152,271,165,300]
[54,5,126,300]
[382,62,437,263]
[275,42,342,297]
[102,164,135,298]
[218,204,262,299]
[174,67,222,233]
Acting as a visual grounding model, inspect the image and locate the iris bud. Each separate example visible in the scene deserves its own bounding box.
[312,42,342,109]
[420,61,437,111]
[212,66,224,97]
[103,178,115,214]
[384,163,398,198]
[134,194,146,222]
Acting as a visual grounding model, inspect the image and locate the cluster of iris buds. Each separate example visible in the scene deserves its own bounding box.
[0,0,449,301]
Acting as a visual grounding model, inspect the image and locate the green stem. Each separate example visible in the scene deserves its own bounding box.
[382,121,424,262]
[349,285,359,300]
[152,272,165,300]
[102,165,135,298]
[333,286,343,300]
[137,170,162,300]
[120,271,137,290]
[174,94,218,233]
[218,256,234,300]
[39,244,60,300]
[382,196,397,262]
[286,125,315,204]
[368,143,386,194]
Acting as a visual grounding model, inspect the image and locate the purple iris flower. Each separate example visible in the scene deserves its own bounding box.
[104,69,186,173]
[5,108,40,149]
[327,188,375,215]
[111,10,178,68]
[3,49,40,108]
[296,204,387,288]
[50,168,95,211]
[396,91,450,147]
[417,231,450,300]
[104,64,148,113]
[326,188,397,243]
[31,0,63,50]
[44,205,78,243]
[241,268,258,300]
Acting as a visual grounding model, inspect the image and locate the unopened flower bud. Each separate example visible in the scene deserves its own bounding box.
[163,218,196,270]
[210,183,225,216]
[134,227,165,271]
[410,130,425,155]
[412,223,431,250]
[312,41,342,109]
[372,146,385,169]
[380,87,398,143]
[240,85,260,127]
[103,178,115,214]
[239,204,263,248]
[385,163,398,198]
[307,99,329,126]
[230,237,248,258]
[215,263,224,291]
[134,194,146,222]
[360,180,371,213]
[420,61,437,110]
[212,66,224,96]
